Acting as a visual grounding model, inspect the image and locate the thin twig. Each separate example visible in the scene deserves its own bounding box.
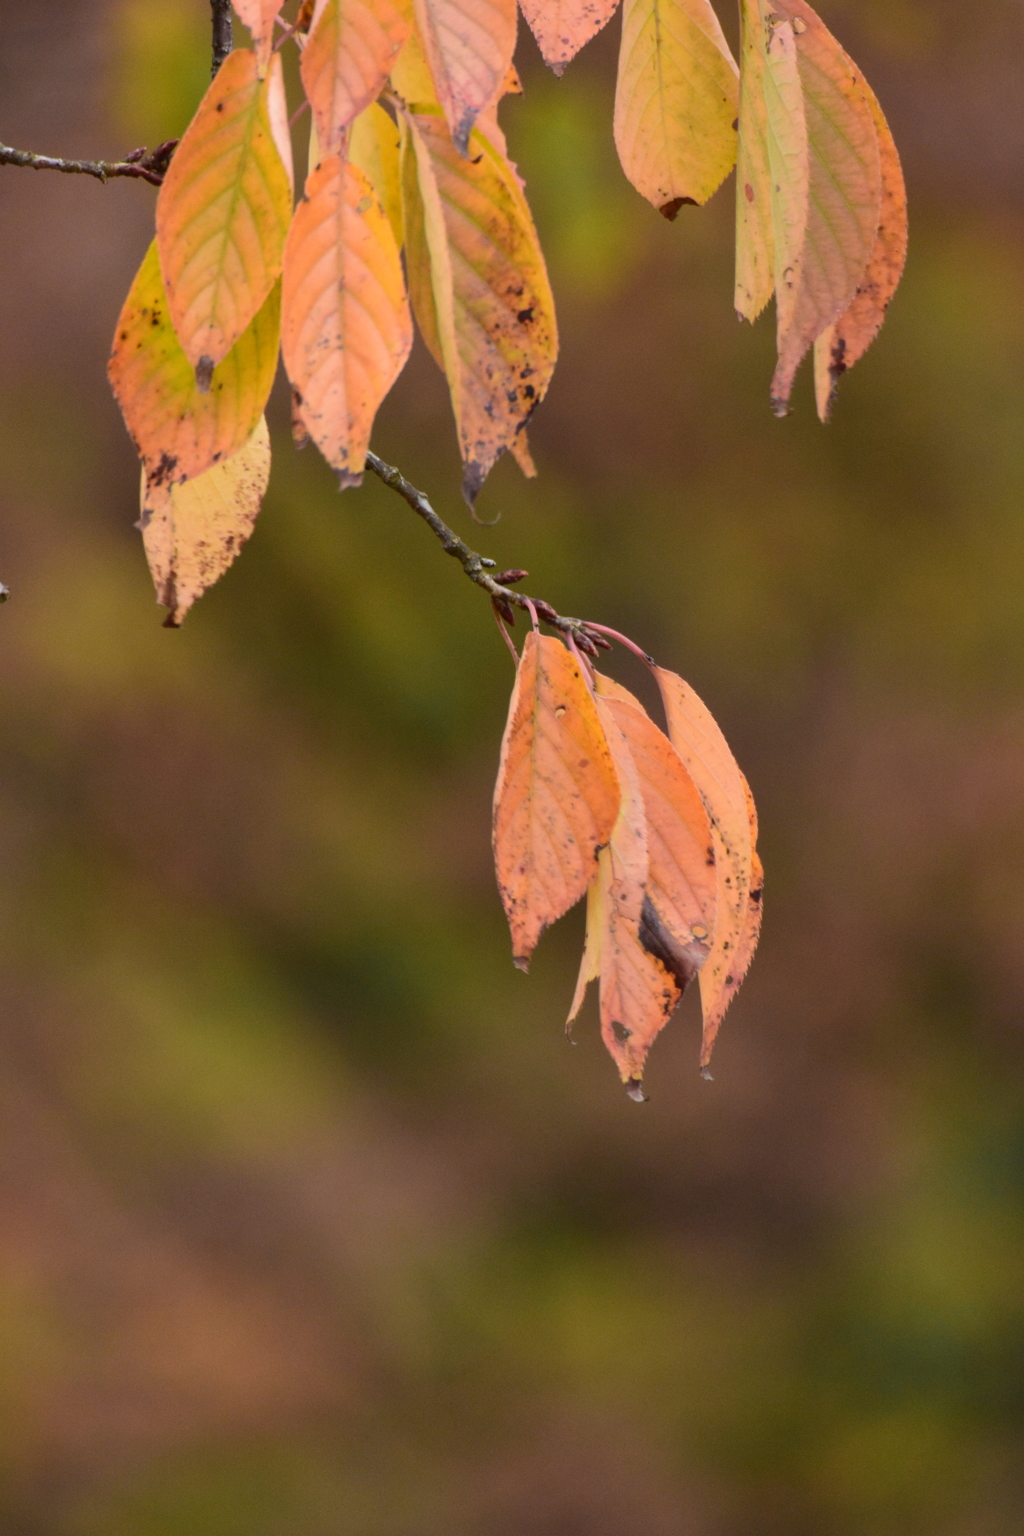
[0,140,177,187]
[364,452,609,652]
[211,0,233,76]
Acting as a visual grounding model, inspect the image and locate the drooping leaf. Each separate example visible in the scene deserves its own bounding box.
[281,156,412,486]
[493,632,620,971]
[400,105,558,505]
[300,0,409,158]
[266,48,296,192]
[653,666,760,1068]
[139,415,271,625]
[411,0,518,153]
[814,74,907,419]
[519,0,621,77]
[108,239,281,488]
[760,11,809,394]
[155,48,293,382]
[767,1,882,415]
[614,0,738,219]
[734,0,774,321]
[232,0,286,73]
[349,99,404,245]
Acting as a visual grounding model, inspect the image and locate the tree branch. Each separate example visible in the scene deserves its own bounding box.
[211,0,233,77]
[0,140,177,187]
[364,453,610,657]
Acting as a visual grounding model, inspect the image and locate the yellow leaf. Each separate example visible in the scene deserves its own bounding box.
[300,0,409,158]
[768,1,882,415]
[653,666,761,1069]
[139,415,271,626]
[155,48,293,381]
[519,0,620,77]
[814,73,907,420]
[281,156,412,485]
[400,105,558,505]
[761,11,809,381]
[349,99,404,246]
[411,0,518,153]
[734,0,774,321]
[108,239,281,487]
[492,633,620,971]
[614,0,738,219]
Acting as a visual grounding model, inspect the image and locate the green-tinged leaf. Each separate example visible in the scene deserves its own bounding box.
[281,157,412,486]
[108,239,281,487]
[139,415,271,625]
[350,99,403,245]
[400,105,558,505]
[156,48,293,380]
[614,0,737,219]
[734,0,774,321]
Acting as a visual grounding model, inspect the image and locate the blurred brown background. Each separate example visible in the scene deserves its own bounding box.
[1,1,1024,1531]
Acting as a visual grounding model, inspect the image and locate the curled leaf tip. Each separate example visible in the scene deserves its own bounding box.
[700,1066,714,1081]
[337,468,364,491]
[625,1078,648,1103]
[195,355,215,393]
[513,955,530,973]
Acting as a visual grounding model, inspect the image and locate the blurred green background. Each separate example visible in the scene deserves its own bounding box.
[1,1,1023,1531]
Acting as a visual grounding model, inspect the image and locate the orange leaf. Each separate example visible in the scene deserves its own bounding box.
[233,0,286,73]
[614,0,737,218]
[301,0,409,158]
[108,239,281,488]
[767,1,882,415]
[411,0,518,152]
[400,106,557,505]
[519,0,620,77]
[493,632,620,971]
[156,49,293,381]
[653,667,760,1068]
[139,415,271,626]
[281,156,412,485]
[813,75,907,420]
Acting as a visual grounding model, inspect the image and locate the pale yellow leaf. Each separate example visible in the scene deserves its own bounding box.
[350,99,404,246]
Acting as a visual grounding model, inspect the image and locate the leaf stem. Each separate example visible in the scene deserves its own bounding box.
[364,452,607,652]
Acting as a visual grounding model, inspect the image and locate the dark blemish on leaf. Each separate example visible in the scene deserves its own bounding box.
[216,101,224,112]
[706,846,715,866]
[120,331,128,341]
[745,183,755,203]
[700,1067,714,1082]
[195,355,215,393]
[750,886,763,904]
[639,894,702,993]
[732,119,739,131]
[659,196,697,221]
[612,1020,631,1043]
[150,450,179,488]
[517,307,534,324]
[523,385,535,399]
[554,705,567,719]
[725,974,735,986]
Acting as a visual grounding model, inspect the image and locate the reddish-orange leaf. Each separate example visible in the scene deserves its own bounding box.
[156,49,293,381]
[520,0,621,76]
[493,632,620,971]
[400,106,557,504]
[653,666,760,1067]
[301,0,409,158]
[233,0,286,73]
[814,75,907,420]
[281,156,412,486]
[412,0,518,152]
[767,1,882,415]
[139,415,271,626]
[108,239,281,488]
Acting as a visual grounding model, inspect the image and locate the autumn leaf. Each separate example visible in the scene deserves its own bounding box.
[519,0,621,77]
[139,415,271,626]
[232,0,286,74]
[653,666,760,1068]
[760,11,809,396]
[493,632,620,971]
[734,0,774,322]
[281,156,412,486]
[767,1,882,415]
[108,239,281,488]
[614,0,737,219]
[400,105,557,505]
[156,49,293,384]
[813,75,907,420]
[349,99,404,246]
[411,0,518,153]
[300,0,409,158]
